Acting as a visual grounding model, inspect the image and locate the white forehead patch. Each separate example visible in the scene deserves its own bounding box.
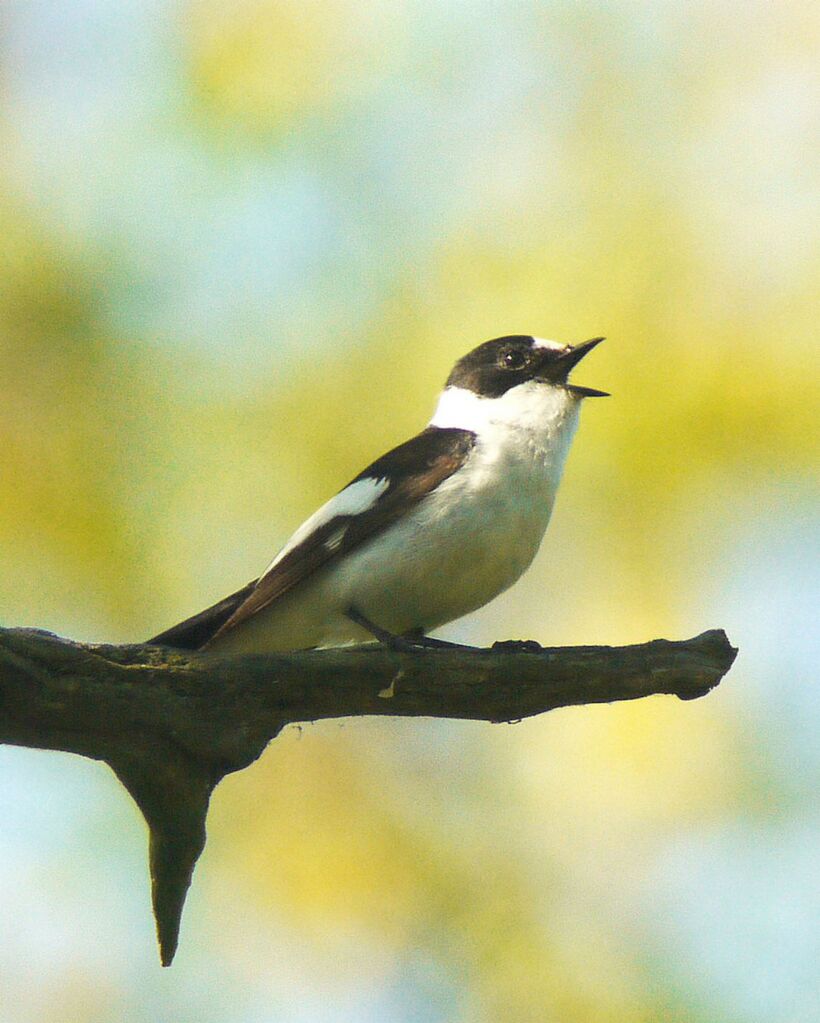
[263,476,389,574]
[531,336,570,351]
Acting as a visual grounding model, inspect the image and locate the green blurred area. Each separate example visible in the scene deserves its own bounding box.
[0,1,817,1020]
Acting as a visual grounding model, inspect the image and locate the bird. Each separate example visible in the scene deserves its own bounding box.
[149,334,606,654]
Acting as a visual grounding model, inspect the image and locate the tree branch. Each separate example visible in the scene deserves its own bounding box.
[0,625,737,965]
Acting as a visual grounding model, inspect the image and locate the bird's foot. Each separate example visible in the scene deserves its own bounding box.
[491,638,544,654]
[346,607,475,652]
[402,628,474,651]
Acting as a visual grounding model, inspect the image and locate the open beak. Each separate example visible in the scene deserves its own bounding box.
[554,337,608,397]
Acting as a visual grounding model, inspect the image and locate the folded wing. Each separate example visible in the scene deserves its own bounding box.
[148,426,476,650]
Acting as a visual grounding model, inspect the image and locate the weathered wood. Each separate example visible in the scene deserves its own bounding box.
[0,625,737,964]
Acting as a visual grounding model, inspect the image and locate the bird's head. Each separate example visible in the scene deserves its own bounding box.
[445,335,608,400]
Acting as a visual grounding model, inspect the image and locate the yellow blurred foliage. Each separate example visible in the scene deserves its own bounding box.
[0,1,816,1017]
[184,0,403,137]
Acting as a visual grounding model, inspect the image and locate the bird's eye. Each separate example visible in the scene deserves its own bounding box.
[501,348,527,370]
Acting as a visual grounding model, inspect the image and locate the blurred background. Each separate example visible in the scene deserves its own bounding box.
[0,1,817,1020]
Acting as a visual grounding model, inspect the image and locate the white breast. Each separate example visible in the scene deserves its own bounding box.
[314,380,583,638]
[212,381,583,652]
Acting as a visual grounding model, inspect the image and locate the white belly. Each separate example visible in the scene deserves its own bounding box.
[346,461,554,632]
[211,428,571,654]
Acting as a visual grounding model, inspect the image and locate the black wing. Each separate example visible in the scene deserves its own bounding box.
[149,427,476,650]
[147,580,257,650]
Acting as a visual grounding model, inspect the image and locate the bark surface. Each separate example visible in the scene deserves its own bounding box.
[0,626,737,964]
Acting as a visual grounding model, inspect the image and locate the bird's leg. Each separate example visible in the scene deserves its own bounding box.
[346,606,418,651]
[402,628,474,651]
[346,607,475,652]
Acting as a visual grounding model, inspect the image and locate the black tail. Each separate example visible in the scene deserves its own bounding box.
[147,580,257,650]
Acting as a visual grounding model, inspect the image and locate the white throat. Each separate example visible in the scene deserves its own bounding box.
[430,381,580,439]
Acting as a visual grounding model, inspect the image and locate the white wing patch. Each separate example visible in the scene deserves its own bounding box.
[324,525,348,551]
[263,476,390,574]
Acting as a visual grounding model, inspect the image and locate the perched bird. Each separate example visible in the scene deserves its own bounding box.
[149,335,606,654]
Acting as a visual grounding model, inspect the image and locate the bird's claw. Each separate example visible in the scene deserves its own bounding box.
[491,638,543,654]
